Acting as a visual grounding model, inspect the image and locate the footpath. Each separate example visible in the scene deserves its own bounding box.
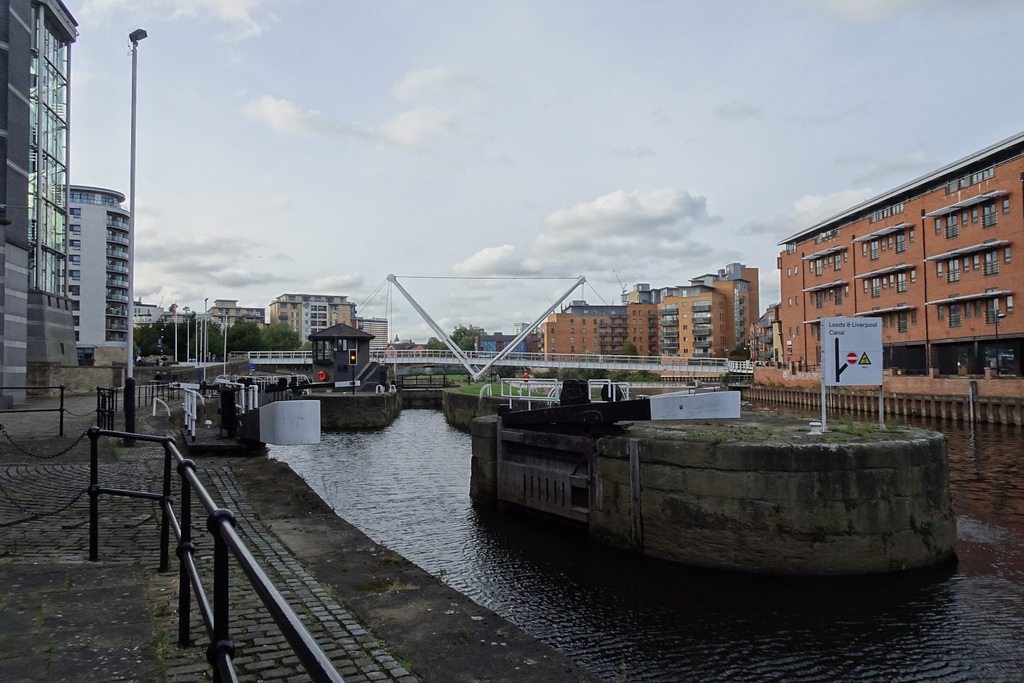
[0,392,599,683]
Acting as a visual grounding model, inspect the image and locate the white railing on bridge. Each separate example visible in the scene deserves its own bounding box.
[483,377,634,410]
[234,349,755,377]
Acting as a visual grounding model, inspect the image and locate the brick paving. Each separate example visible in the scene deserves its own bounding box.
[0,394,418,682]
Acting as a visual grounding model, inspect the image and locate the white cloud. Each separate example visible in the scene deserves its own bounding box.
[78,0,291,38]
[242,96,458,150]
[380,107,457,149]
[453,188,720,279]
[715,100,764,120]
[392,67,480,102]
[313,273,366,293]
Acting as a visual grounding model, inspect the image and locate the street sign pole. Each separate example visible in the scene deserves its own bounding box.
[820,344,828,432]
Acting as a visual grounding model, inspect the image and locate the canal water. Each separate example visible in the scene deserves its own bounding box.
[270,408,1024,682]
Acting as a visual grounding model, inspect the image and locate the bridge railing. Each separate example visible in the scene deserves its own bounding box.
[372,349,733,369]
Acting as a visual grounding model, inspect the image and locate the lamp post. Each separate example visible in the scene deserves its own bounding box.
[183,306,190,362]
[124,27,147,443]
[994,310,1007,375]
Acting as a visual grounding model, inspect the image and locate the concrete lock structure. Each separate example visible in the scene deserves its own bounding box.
[470,415,956,575]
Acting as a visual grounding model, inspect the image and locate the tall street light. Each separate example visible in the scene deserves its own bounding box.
[125,27,147,443]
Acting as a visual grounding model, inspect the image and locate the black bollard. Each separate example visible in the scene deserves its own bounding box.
[124,376,136,446]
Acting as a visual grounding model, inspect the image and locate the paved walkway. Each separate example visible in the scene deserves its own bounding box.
[0,393,417,682]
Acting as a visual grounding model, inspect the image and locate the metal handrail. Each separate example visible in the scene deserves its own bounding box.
[86,428,342,683]
[0,385,66,436]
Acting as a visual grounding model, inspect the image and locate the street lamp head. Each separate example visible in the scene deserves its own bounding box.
[129,28,148,43]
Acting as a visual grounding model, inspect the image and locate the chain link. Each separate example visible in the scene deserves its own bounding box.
[0,423,90,459]
[0,471,89,527]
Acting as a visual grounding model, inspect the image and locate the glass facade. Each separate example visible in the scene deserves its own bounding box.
[28,10,71,296]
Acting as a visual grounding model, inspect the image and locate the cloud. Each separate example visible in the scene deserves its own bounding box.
[741,188,873,239]
[78,0,291,39]
[452,188,720,278]
[242,96,458,150]
[379,107,458,149]
[715,100,764,120]
[392,67,481,103]
[789,0,1023,21]
[848,150,933,185]
[312,273,366,293]
[611,145,656,159]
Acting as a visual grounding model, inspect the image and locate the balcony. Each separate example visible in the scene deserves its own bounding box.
[693,339,712,348]
[693,325,712,335]
[105,318,128,331]
[948,314,962,329]
[692,313,711,324]
[983,213,998,228]
[106,291,128,302]
[107,263,129,274]
[947,270,961,283]
[106,218,129,232]
[106,232,129,246]
[691,304,712,313]
[106,247,128,260]
[984,261,1000,276]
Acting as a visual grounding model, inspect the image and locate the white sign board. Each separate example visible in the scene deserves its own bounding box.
[648,391,741,420]
[821,317,883,386]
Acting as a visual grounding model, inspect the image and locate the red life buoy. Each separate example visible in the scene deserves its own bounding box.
[317,371,327,381]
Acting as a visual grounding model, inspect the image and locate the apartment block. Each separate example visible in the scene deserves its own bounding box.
[353,317,389,350]
[1,1,78,404]
[208,299,266,327]
[778,131,1024,376]
[67,186,131,366]
[269,293,354,339]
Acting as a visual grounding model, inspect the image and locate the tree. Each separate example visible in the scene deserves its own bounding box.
[450,325,485,351]
[261,324,302,351]
[618,340,638,356]
[425,337,447,350]
[228,320,263,353]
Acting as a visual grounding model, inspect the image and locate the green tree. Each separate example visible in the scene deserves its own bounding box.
[261,324,302,351]
[228,320,263,353]
[425,336,447,350]
[450,325,485,351]
[618,340,638,356]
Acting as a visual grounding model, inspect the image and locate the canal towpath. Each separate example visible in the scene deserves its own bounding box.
[0,392,597,682]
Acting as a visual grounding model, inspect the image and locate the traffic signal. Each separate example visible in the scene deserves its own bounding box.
[349,350,357,365]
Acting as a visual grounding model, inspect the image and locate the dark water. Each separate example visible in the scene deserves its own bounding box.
[270,409,1024,682]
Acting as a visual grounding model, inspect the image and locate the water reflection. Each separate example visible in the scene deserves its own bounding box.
[271,409,1024,681]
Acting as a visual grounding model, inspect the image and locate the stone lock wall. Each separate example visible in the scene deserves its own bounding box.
[593,428,956,575]
[302,392,401,430]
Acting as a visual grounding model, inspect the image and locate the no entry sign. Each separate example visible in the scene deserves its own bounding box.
[821,317,883,387]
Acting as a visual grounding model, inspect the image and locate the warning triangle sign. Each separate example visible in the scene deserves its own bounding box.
[858,353,871,365]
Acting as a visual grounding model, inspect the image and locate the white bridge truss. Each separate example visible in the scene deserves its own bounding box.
[235,349,754,378]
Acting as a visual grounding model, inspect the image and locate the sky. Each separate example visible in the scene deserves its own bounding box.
[66,0,1024,341]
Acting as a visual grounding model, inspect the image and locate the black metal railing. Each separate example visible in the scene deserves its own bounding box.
[97,387,117,430]
[0,385,66,436]
[87,428,343,683]
[135,381,183,410]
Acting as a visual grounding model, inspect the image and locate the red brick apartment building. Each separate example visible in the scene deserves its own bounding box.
[778,131,1024,376]
[542,263,759,358]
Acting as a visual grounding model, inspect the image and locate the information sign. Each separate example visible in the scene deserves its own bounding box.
[820,317,882,387]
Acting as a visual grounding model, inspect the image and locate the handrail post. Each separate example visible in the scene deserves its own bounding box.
[59,385,65,437]
[88,427,100,561]
[177,459,197,647]
[207,509,237,682]
[159,439,174,572]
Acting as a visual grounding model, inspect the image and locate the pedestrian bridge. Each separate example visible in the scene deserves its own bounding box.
[233,350,754,379]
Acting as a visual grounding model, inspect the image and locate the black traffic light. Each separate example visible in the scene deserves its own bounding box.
[349,350,358,365]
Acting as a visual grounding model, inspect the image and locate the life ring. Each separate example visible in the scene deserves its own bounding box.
[317,371,328,381]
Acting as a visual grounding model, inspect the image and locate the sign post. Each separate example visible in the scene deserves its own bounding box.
[819,317,884,431]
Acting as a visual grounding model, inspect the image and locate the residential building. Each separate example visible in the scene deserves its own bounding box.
[132,301,164,326]
[778,130,1024,376]
[474,332,542,355]
[208,299,266,327]
[353,317,388,350]
[268,293,354,339]
[615,263,759,358]
[750,304,782,365]
[1,1,78,404]
[67,186,131,367]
